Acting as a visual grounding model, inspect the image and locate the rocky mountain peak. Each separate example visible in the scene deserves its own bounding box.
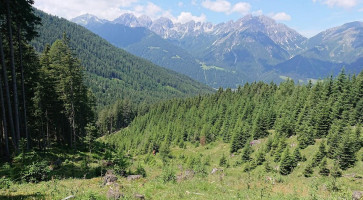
[71,14,106,26]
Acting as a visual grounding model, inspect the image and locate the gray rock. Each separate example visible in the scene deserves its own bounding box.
[353,191,363,200]
[62,195,75,200]
[127,175,142,181]
[107,188,123,200]
[104,170,118,185]
[250,140,261,146]
[211,168,223,174]
[134,194,145,199]
[177,170,195,182]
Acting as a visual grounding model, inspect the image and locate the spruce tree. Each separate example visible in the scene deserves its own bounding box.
[312,141,326,167]
[241,144,253,163]
[292,148,302,168]
[303,162,314,177]
[279,147,293,175]
[274,138,287,162]
[252,109,268,139]
[254,148,265,166]
[297,121,315,149]
[230,129,244,153]
[318,157,330,176]
[327,120,344,159]
[338,131,357,170]
[331,160,342,178]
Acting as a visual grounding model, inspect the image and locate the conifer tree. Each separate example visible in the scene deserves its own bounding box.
[292,148,302,168]
[297,121,315,149]
[312,141,326,167]
[303,162,314,177]
[327,120,344,159]
[252,109,268,139]
[331,160,342,178]
[338,131,357,170]
[318,157,330,176]
[280,147,293,175]
[241,143,253,163]
[230,131,243,153]
[254,148,265,166]
[274,138,287,162]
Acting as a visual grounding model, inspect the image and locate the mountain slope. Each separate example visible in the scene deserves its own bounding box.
[303,21,363,63]
[73,13,363,86]
[81,21,206,84]
[274,22,363,80]
[32,10,213,107]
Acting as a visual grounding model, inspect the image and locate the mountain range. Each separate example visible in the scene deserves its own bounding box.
[32,10,213,107]
[72,13,363,87]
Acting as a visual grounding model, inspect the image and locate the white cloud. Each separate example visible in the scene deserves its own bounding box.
[202,0,251,15]
[230,2,251,15]
[313,0,359,8]
[34,0,138,20]
[34,0,207,25]
[132,2,163,19]
[202,0,231,12]
[176,12,207,23]
[252,9,263,16]
[270,12,291,21]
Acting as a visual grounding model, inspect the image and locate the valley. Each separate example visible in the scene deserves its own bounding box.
[73,13,363,87]
[0,1,362,200]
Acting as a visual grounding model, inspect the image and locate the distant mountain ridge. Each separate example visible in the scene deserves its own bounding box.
[32,10,213,108]
[72,13,363,87]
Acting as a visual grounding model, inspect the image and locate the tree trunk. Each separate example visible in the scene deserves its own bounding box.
[45,109,49,147]
[6,0,21,149]
[17,25,29,150]
[0,33,16,150]
[0,76,9,158]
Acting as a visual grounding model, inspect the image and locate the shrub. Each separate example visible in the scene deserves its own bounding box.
[318,158,330,176]
[161,167,176,183]
[21,161,50,183]
[136,164,147,177]
[303,162,314,178]
[112,152,130,176]
[219,154,227,167]
[0,177,13,189]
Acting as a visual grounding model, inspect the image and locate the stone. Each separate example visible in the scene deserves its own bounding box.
[62,195,75,200]
[107,188,123,200]
[352,191,363,200]
[177,170,195,182]
[102,160,114,167]
[211,168,223,174]
[127,175,142,181]
[250,140,261,146]
[104,170,118,185]
[134,194,145,199]
[184,170,195,179]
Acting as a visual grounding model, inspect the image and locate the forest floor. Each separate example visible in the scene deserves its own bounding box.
[0,136,362,200]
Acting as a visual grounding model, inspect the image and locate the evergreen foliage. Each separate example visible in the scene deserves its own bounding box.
[303,162,314,177]
[31,10,213,108]
[312,141,327,167]
[318,157,330,176]
[279,147,294,175]
[107,73,363,173]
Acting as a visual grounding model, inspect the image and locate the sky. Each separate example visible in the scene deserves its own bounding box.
[33,0,363,37]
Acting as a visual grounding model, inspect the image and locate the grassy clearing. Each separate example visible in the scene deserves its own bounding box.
[1,137,361,200]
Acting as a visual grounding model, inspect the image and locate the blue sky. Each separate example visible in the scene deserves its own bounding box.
[34,0,363,37]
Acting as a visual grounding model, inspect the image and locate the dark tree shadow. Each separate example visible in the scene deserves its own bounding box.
[0,193,44,200]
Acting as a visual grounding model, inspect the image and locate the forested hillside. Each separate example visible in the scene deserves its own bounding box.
[82,22,207,84]
[31,10,213,108]
[108,70,362,174]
